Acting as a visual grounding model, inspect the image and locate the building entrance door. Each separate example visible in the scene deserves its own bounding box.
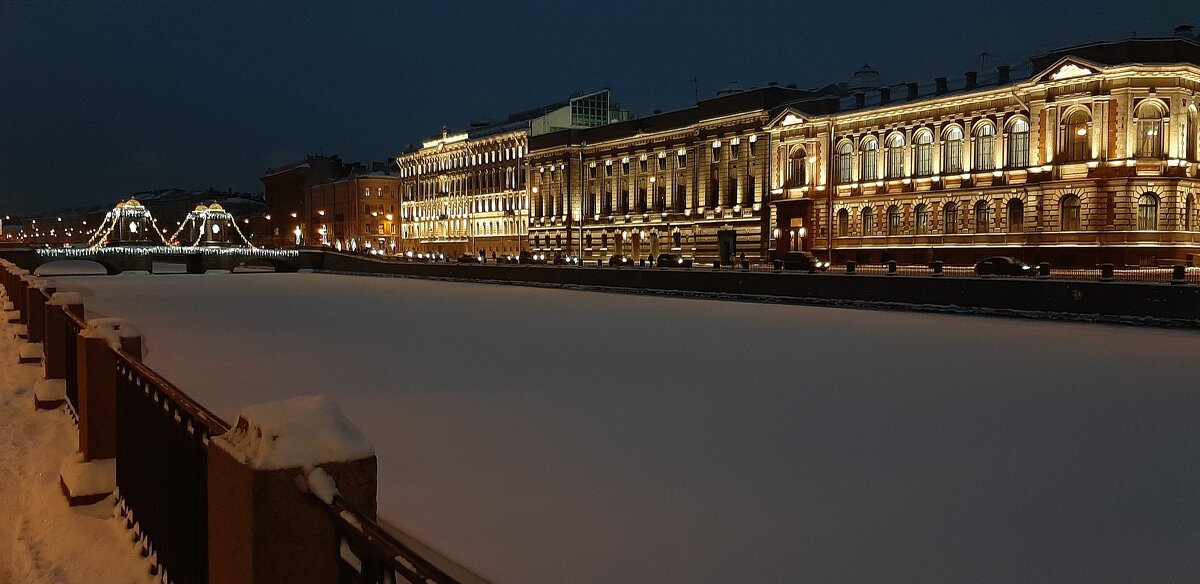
[718,230,737,261]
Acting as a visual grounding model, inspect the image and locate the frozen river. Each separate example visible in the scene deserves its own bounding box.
[49,271,1200,584]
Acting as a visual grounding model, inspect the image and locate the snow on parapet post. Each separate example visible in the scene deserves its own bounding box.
[208,395,378,584]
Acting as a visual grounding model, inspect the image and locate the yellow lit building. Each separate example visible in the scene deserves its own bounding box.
[531,35,1200,267]
[396,90,629,258]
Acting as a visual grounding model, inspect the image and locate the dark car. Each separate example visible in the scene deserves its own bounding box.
[457,254,482,264]
[655,253,692,268]
[781,251,830,272]
[608,254,632,267]
[974,256,1033,276]
[519,250,548,264]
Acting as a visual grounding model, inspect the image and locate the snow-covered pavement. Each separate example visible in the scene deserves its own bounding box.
[0,298,152,583]
[47,271,1200,584]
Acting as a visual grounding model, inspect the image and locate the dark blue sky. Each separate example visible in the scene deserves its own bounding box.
[0,0,1193,215]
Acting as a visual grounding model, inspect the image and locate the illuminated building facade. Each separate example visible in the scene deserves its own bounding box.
[396,90,629,257]
[305,165,400,252]
[530,35,1200,266]
[526,85,836,262]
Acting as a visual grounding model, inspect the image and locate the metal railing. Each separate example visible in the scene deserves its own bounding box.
[114,348,229,584]
[330,496,463,584]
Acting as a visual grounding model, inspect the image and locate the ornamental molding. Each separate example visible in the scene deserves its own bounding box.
[1050,63,1095,81]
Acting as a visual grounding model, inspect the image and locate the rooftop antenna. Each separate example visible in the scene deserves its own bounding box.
[978,51,991,71]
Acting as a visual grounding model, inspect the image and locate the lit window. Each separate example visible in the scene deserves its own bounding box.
[942,127,964,173]
[860,138,878,181]
[1134,102,1166,159]
[1060,195,1081,231]
[974,123,996,170]
[885,134,904,179]
[1062,109,1091,162]
[1006,118,1030,168]
[1137,193,1159,230]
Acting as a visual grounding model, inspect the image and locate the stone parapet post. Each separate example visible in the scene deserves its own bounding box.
[62,320,142,505]
[208,396,377,584]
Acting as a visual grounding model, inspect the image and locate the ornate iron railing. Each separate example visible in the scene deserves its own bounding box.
[114,348,229,584]
[330,496,464,584]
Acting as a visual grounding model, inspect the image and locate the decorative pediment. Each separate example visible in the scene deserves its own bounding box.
[1035,57,1105,84]
[766,108,810,129]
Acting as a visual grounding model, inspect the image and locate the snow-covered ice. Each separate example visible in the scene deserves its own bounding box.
[48,271,1200,584]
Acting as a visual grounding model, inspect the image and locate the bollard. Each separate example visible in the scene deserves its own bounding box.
[845,260,856,275]
[1172,265,1186,285]
[712,260,721,271]
[773,260,783,272]
[639,258,646,268]
[931,261,944,277]
[208,396,377,584]
[1038,262,1051,279]
[886,260,897,276]
[1099,263,1114,282]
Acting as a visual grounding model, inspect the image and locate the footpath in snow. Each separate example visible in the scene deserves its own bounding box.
[0,297,151,583]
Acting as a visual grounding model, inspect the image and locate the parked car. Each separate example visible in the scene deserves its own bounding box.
[519,250,547,264]
[974,256,1033,276]
[457,254,482,264]
[781,251,830,272]
[608,254,632,267]
[655,253,692,268]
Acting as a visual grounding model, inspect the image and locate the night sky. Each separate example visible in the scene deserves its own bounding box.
[0,0,1194,215]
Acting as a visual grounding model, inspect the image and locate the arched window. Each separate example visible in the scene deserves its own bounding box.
[1060,195,1081,231]
[914,203,930,235]
[1006,118,1030,168]
[602,232,609,247]
[861,207,874,235]
[974,123,996,170]
[1137,193,1159,230]
[885,134,905,178]
[914,130,934,175]
[1134,101,1166,159]
[1007,199,1024,233]
[786,147,807,187]
[860,138,879,181]
[1062,109,1091,162]
[836,142,853,182]
[837,209,849,237]
[974,200,991,233]
[886,205,901,235]
[942,126,964,173]
[943,202,959,234]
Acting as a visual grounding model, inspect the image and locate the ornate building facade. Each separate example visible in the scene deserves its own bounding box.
[529,35,1200,266]
[772,36,1200,267]
[525,86,838,262]
[396,90,628,257]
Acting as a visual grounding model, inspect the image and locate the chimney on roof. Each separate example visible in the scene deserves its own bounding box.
[1174,24,1195,39]
[854,92,866,108]
[997,65,1011,83]
[964,71,978,90]
[934,77,948,95]
[906,82,919,100]
[879,86,891,105]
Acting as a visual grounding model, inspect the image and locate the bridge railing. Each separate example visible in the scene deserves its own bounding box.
[330,495,464,584]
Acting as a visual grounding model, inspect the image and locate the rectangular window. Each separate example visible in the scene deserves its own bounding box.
[622,160,630,175]
[915,143,933,175]
[589,165,597,179]
[837,152,852,182]
[712,146,721,163]
[731,142,741,159]
[605,163,613,177]
[657,154,667,171]
[677,151,687,168]
[639,158,648,173]
[861,149,878,181]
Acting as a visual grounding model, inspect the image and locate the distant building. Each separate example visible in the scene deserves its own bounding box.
[305,162,401,252]
[260,155,355,247]
[528,34,1200,267]
[396,89,629,257]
